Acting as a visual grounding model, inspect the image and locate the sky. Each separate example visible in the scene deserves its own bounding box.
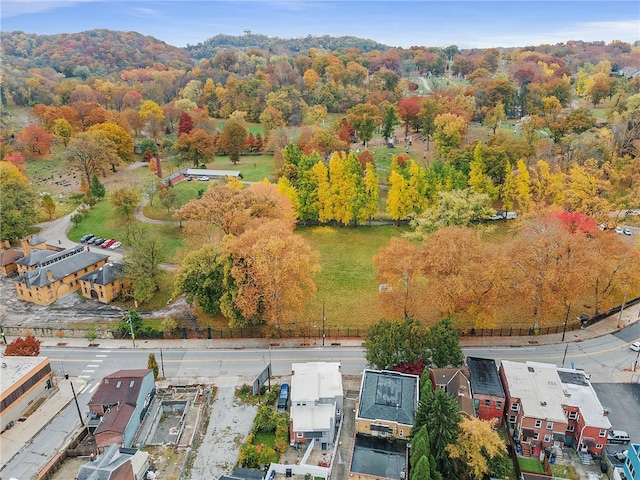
[1,0,639,49]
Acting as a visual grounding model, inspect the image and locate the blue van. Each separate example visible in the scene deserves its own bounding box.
[277,383,289,412]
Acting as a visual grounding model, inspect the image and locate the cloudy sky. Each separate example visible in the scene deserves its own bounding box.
[2,0,639,49]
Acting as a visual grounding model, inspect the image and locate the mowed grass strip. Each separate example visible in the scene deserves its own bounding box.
[297,224,408,333]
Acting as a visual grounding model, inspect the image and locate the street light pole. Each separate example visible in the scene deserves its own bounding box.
[127,312,136,348]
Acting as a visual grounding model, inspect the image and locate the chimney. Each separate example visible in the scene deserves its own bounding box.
[21,237,31,255]
[46,270,54,281]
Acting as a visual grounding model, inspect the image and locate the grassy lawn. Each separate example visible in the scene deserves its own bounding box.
[297,224,409,335]
[518,456,544,473]
[551,463,579,479]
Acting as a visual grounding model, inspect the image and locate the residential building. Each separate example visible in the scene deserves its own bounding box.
[429,367,475,418]
[88,370,156,451]
[355,369,419,440]
[0,240,23,277]
[289,362,343,448]
[77,444,149,480]
[0,356,54,431]
[14,245,109,305]
[79,262,125,303]
[500,361,569,452]
[500,361,611,455]
[556,368,611,455]
[466,357,506,426]
[623,443,640,480]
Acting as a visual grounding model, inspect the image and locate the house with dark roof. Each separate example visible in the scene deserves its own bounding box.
[0,244,24,277]
[466,357,506,426]
[429,367,475,418]
[14,245,109,305]
[77,444,149,480]
[80,262,125,303]
[355,369,419,440]
[88,370,156,451]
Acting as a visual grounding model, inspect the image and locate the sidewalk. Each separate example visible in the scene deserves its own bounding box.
[0,376,86,467]
[30,302,640,351]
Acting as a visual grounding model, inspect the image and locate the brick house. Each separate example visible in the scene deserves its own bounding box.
[466,357,506,426]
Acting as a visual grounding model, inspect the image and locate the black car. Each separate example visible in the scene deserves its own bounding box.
[80,234,94,243]
[90,237,105,245]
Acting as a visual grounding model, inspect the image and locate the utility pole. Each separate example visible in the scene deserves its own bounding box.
[322,302,326,346]
[70,381,90,437]
[160,348,165,378]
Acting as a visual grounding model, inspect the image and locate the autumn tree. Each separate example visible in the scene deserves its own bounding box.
[66,130,118,186]
[0,161,38,241]
[446,417,506,480]
[139,100,165,141]
[433,112,467,158]
[52,118,73,146]
[176,128,216,167]
[148,353,159,379]
[219,112,248,164]
[483,101,506,134]
[88,122,135,168]
[347,103,381,147]
[386,158,428,222]
[178,111,194,136]
[109,185,142,222]
[16,125,53,159]
[223,220,321,329]
[363,318,430,370]
[374,238,423,319]
[4,335,41,356]
[398,96,422,137]
[41,194,56,220]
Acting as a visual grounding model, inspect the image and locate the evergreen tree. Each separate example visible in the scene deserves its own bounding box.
[89,174,106,200]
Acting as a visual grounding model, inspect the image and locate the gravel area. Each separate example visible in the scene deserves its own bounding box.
[188,376,258,479]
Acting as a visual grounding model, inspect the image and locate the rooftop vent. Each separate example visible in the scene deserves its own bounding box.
[528,367,535,373]
[540,401,547,406]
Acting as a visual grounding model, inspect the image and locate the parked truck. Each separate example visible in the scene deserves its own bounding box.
[276,383,289,412]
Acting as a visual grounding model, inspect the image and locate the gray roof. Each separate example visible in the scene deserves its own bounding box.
[27,234,47,245]
[14,247,109,288]
[80,262,123,286]
[16,249,51,267]
[357,370,419,426]
[77,444,133,480]
[467,357,505,398]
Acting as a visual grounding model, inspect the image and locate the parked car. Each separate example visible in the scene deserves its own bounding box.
[101,239,116,248]
[608,430,631,444]
[613,450,628,462]
[109,241,122,250]
[630,341,640,352]
[615,227,624,234]
[623,228,632,235]
[90,237,105,245]
[197,176,209,181]
[80,234,94,243]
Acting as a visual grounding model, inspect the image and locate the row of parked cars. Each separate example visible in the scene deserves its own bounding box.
[80,234,121,250]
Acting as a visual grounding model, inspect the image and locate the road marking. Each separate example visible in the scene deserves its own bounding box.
[80,383,91,394]
[95,354,108,357]
[99,350,112,353]
[93,359,103,362]
[82,370,95,373]
[89,383,100,393]
[79,375,91,379]
[86,364,100,367]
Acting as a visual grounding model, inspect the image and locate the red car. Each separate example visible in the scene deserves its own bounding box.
[101,239,116,248]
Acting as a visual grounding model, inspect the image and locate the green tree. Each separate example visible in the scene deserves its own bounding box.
[173,244,227,316]
[85,329,98,345]
[219,112,248,164]
[484,101,506,134]
[158,186,178,214]
[122,226,168,304]
[469,143,499,200]
[363,318,430,370]
[147,353,159,379]
[0,162,38,241]
[347,103,381,147]
[41,194,56,220]
[411,455,433,480]
[89,174,106,200]
[381,102,400,142]
[414,387,461,478]
[427,317,464,367]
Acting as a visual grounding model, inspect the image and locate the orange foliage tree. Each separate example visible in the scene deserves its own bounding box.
[4,335,41,356]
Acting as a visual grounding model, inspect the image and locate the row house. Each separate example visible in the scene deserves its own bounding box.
[467,357,506,426]
[500,361,611,455]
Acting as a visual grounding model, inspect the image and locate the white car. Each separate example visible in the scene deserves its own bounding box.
[615,227,624,234]
[197,176,209,181]
[109,241,121,250]
[630,341,640,352]
[623,228,632,236]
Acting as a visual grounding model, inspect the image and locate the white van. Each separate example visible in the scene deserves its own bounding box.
[608,430,630,444]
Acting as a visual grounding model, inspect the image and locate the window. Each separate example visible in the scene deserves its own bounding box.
[568,412,578,420]
[533,433,539,441]
[296,432,303,438]
[596,444,603,449]
[496,401,503,410]
[546,421,553,430]
[510,403,519,411]
[544,434,551,443]
[535,420,542,428]
[567,425,575,432]
[509,415,517,423]
[599,429,606,437]
[399,430,404,437]
[484,399,491,407]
